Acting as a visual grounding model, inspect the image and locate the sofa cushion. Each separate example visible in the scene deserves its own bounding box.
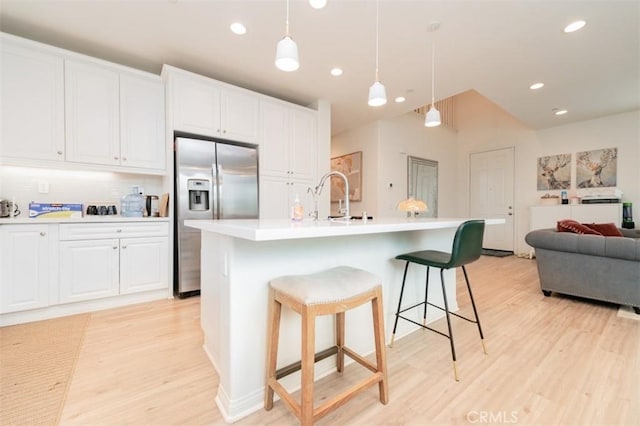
[557,219,602,235]
[583,222,624,237]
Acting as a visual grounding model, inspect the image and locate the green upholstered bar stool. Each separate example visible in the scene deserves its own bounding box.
[389,220,487,381]
[264,266,389,425]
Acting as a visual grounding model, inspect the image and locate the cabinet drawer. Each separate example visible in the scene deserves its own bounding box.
[59,222,169,240]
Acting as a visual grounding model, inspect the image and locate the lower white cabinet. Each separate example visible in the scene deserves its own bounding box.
[260,176,315,220]
[59,222,169,304]
[119,237,169,294]
[59,239,120,303]
[0,224,54,314]
[529,203,622,231]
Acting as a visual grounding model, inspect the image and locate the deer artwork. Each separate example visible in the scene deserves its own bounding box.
[577,148,617,188]
[539,154,571,189]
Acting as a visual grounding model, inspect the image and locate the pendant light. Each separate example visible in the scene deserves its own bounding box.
[425,22,441,127]
[276,0,299,72]
[368,0,386,107]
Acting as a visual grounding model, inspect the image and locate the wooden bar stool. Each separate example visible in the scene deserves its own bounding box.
[264,266,389,425]
[389,220,487,381]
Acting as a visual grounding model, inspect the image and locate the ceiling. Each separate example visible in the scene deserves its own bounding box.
[1,1,638,136]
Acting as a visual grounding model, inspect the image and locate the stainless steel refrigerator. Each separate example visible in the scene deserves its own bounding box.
[174,136,259,297]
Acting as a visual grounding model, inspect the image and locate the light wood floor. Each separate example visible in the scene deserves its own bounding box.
[55,255,638,425]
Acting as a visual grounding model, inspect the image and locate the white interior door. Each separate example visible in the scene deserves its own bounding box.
[469,147,514,251]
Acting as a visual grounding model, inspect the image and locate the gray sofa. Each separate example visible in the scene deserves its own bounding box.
[525,228,640,314]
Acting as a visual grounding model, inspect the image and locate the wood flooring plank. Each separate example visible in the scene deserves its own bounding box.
[19,255,636,425]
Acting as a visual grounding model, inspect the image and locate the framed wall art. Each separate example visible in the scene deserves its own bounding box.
[537,153,571,190]
[330,151,362,202]
[576,147,617,188]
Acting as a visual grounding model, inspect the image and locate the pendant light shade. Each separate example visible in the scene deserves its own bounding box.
[276,36,299,71]
[368,81,387,107]
[276,0,299,72]
[368,0,386,107]
[425,105,441,127]
[425,22,441,127]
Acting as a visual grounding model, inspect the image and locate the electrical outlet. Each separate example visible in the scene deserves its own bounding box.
[37,181,49,194]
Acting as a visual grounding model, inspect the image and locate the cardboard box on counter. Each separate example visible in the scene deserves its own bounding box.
[29,203,83,218]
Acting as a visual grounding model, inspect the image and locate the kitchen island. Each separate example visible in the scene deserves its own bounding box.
[185,217,504,422]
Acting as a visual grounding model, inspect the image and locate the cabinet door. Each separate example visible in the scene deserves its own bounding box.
[0,225,50,313]
[65,60,120,166]
[260,101,290,178]
[529,205,570,230]
[260,175,291,219]
[59,239,119,303]
[221,88,259,143]
[290,180,316,220]
[571,204,622,226]
[120,237,169,294]
[290,108,317,181]
[120,74,166,170]
[173,74,220,137]
[1,41,64,162]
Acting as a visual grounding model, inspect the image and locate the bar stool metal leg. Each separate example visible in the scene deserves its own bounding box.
[389,262,410,347]
[422,266,430,326]
[462,265,487,355]
[439,269,459,381]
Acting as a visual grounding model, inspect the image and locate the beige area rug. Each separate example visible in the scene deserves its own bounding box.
[0,313,90,426]
[617,305,640,321]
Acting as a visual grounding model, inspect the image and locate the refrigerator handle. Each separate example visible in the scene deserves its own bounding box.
[212,163,219,220]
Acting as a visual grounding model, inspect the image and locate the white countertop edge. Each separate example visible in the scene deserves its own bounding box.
[0,216,170,225]
[185,217,505,241]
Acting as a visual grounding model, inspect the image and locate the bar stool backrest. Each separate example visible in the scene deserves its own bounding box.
[448,220,486,268]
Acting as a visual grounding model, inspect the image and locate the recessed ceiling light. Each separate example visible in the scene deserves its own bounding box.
[554,109,568,116]
[309,0,327,9]
[564,20,586,33]
[330,67,343,76]
[529,82,544,90]
[230,22,247,35]
[395,96,406,103]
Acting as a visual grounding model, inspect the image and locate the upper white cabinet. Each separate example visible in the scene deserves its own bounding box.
[260,101,317,181]
[0,38,65,162]
[259,100,318,219]
[171,70,259,143]
[0,33,166,174]
[65,59,120,166]
[0,224,54,314]
[120,74,166,170]
[65,60,166,171]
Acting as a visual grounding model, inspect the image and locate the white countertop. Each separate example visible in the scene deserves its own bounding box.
[0,216,170,225]
[185,217,505,241]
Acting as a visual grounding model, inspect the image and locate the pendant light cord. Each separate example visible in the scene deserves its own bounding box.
[431,38,436,105]
[285,0,290,36]
[375,0,380,81]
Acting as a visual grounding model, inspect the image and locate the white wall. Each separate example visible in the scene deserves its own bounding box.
[334,89,639,254]
[332,112,458,219]
[0,166,164,216]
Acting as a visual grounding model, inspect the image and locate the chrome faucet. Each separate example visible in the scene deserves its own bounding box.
[311,171,350,220]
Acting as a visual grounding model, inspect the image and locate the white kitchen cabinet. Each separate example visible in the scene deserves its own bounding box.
[172,71,259,143]
[120,74,166,170]
[0,224,53,313]
[59,239,120,303]
[58,222,169,304]
[260,176,316,220]
[529,203,622,231]
[65,59,120,166]
[0,36,65,162]
[120,236,169,294]
[259,101,318,219]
